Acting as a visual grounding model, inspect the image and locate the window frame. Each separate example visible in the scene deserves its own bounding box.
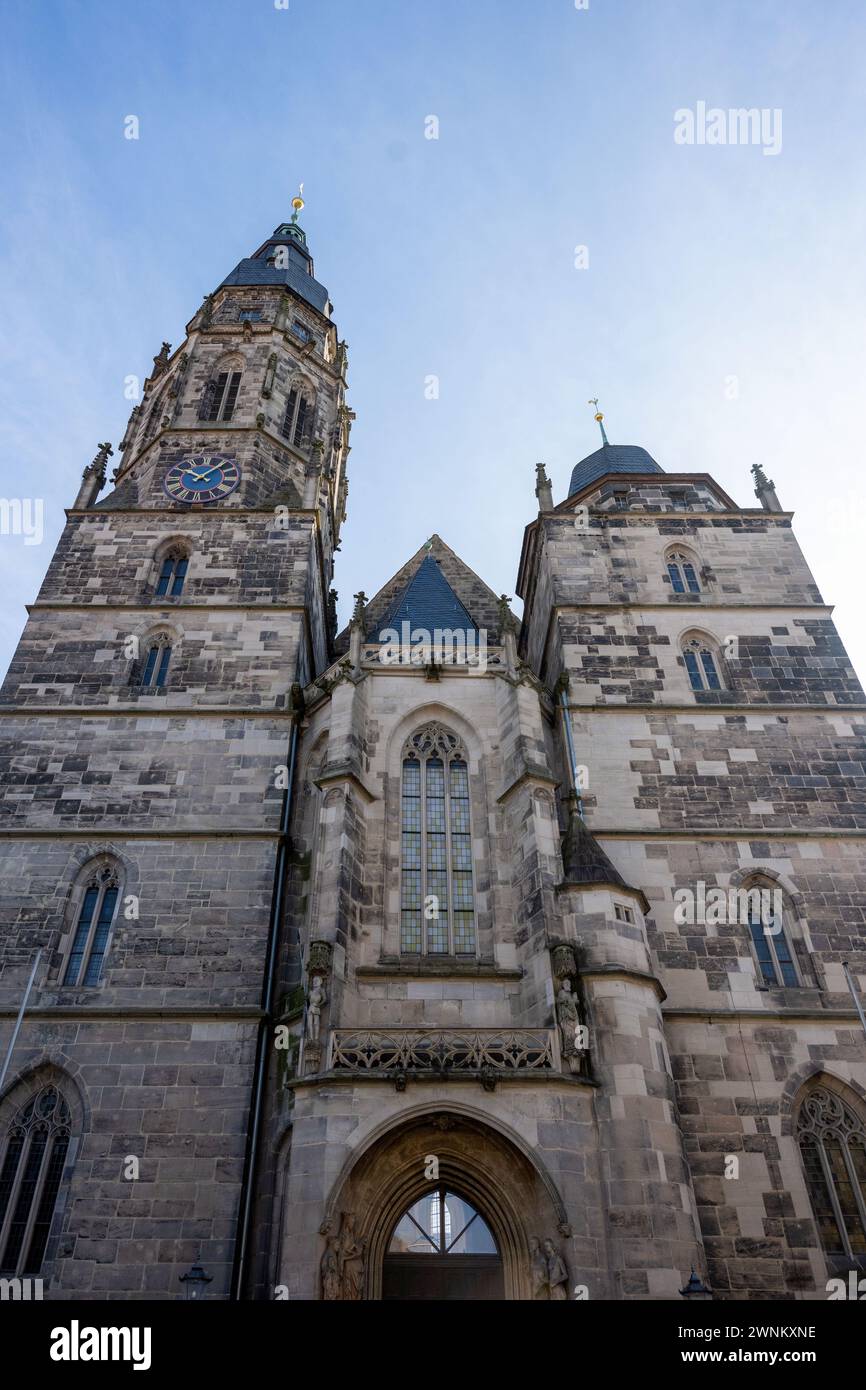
[666,548,702,595]
[135,633,173,689]
[155,551,189,598]
[0,1086,72,1277]
[200,370,242,422]
[681,635,723,692]
[399,725,476,958]
[744,883,801,989]
[61,861,121,988]
[797,1085,866,1262]
[282,384,313,449]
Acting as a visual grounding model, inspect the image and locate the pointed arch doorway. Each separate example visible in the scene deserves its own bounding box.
[382,1185,504,1300]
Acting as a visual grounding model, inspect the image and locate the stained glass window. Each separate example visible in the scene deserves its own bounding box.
[400,725,476,955]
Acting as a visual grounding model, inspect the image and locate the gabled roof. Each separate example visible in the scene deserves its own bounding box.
[335,535,504,654]
[370,554,477,639]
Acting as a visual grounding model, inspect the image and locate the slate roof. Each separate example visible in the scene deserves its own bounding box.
[369,555,478,640]
[334,535,503,655]
[560,803,629,888]
[568,442,662,499]
[219,224,330,316]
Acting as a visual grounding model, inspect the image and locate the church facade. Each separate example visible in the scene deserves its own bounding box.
[1,210,865,1302]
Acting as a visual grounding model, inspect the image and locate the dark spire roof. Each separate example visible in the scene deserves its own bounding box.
[368,554,477,640]
[568,442,663,499]
[560,797,629,888]
[219,219,331,316]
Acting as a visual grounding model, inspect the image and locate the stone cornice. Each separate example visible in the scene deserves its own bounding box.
[563,702,866,715]
[0,706,296,718]
[314,763,377,803]
[288,1070,597,1091]
[496,766,560,804]
[0,1006,264,1021]
[555,879,652,914]
[578,963,667,1002]
[662,1006,866,1025]
[356,962,522,981]
[0,828,283,840]
[586,827,866,840]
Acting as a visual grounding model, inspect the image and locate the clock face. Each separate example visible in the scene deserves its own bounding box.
[163,455,241,505]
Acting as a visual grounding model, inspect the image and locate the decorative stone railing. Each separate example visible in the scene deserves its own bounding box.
[329,1028,557,1074]
[360,645,505,671]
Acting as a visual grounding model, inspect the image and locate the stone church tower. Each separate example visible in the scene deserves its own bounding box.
[1,211,865,1302]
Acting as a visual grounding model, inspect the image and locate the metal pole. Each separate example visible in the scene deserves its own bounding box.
[558,686,583,816]
[842,962,866,1042]
[0,949,42,1093]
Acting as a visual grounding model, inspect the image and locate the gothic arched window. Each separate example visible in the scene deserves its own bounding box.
[199,370,241,422]
[797,1086,866,1262]
[400,724,475,956]
[666,548,701,594]
[283,385,312,449]
[155,550,189,597]
[135,633,172,689]
[63,860,121,987]
[743,879,800,988]
[681,634,723,692]
[0,1086,72,1277]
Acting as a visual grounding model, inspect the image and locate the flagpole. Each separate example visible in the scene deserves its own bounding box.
[0,949,42,1093]
[842,961,866,1042]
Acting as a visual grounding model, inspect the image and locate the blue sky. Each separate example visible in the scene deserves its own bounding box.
[1,0,865,681]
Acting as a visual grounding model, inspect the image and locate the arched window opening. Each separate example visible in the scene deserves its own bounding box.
[135,634,172,689]
[682,635,723,692]
[63,861,120,987]
[400,724,475,956]
[199,370,241,422]
[744,881,800,988]
[388,1189,497,1256]
[155,551,188,597]
[797,1086,866,1262]
[0,1086,72,1276]
[283,386,312,449]
[666,549,701,594]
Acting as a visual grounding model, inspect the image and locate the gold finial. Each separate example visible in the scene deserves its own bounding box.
[291,182,305,223]
[588,397,609,446]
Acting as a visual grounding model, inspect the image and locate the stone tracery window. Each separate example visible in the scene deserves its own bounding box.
[155,548,189,597]
[666,548,701,594]
[681,633,723,692]
[199,369,242,422]
[63,859,121,986]
[134,632,173,689]
[744,878,800,988]
[283,384,313,449]
[0,1086,72,1276]
[400,723,475,956]
[797,1086,866,1262]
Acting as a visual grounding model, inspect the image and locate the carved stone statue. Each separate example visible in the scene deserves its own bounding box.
[321,1211,367,1300]
[529,1235,548,1299]
[555,977,581,1058]
[321,1242,341,1300]
[306,975,327,1044]
[544,1239,569,1299]
[337,1212,365,1301]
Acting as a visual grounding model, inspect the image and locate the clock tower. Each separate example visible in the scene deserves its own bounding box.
[0,199,351,1297]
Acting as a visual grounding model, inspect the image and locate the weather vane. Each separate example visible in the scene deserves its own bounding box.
[291,182,305,224]
[588,398,609,447]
